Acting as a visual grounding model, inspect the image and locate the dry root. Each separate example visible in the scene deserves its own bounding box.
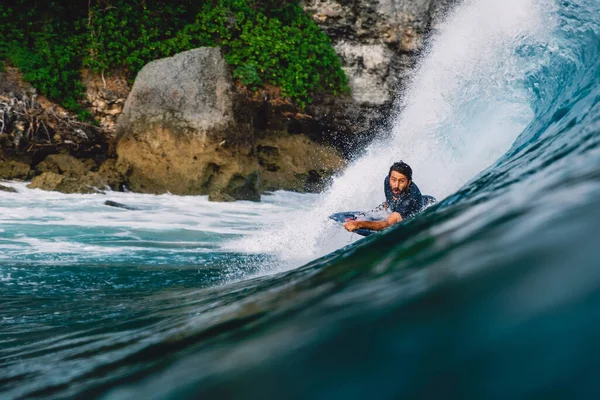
[0,92,109,155]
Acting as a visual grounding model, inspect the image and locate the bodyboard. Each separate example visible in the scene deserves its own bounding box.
[329,195,437,237]
[328,211,379,237]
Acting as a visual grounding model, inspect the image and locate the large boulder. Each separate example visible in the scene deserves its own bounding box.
[115,47,261,200]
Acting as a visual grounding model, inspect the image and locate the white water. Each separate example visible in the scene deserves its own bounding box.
[0,182,316,268]
[231,0,554,267]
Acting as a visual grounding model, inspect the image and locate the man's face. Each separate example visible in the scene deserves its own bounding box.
[389,171,410,197]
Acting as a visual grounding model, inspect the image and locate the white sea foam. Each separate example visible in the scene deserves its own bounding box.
[0,182,317,265]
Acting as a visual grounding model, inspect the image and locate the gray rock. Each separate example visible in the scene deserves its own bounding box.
[0,183,17,193]
[104,200,140,210]
[335,42,394,104]
[115,48,261,199]
[118,47,234,138]
[301,0,457,141]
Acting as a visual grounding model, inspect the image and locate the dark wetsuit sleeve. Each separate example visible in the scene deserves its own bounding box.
[390,184,423,219]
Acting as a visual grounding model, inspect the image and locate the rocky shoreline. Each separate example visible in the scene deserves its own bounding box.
[0,54,347,200]
[0,0,454,201]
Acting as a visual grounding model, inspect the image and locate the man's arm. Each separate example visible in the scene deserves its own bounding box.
[343,212,403,232]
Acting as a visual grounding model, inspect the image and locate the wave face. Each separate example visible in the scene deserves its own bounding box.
[2,0,600,398]
[232,0,556,264]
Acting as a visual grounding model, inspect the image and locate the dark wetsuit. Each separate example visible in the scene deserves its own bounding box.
[384,176,424,220]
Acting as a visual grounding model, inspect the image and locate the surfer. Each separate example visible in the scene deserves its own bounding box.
[343,161,423,232]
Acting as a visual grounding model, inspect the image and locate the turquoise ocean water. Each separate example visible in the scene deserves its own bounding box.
[2,0,600,398]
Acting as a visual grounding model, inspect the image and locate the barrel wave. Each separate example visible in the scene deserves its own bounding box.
[2,0,600,398]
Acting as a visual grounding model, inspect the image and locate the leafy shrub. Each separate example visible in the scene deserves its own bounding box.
[0,0,348,113]
[226,5,348,107]
[0,1,90,117]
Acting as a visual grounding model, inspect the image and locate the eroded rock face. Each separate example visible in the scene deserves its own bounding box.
[26,153,118,194]
[116,126,260,199]
[335,42,395,105]
[96,159,130,191]
[302,0,430,107]
[35,154,89,178]
[301,0,456,142]
[115,47,261,200]
[257,134,345,192]
[0,158,31,180]
[28,171,105,194]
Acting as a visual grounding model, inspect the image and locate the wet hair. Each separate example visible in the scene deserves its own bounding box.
[389,161,412,181]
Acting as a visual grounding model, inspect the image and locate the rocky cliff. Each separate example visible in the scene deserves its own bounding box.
[1,0,456,200]
[300,0,456,150]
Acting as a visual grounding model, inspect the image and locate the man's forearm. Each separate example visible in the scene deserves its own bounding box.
[354,220,390,231]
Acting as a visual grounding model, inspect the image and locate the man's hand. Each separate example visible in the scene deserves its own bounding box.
[342,212,402,233]
[343,220,360,232]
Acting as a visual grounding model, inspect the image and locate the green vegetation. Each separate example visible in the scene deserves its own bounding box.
[0,0,348,113]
